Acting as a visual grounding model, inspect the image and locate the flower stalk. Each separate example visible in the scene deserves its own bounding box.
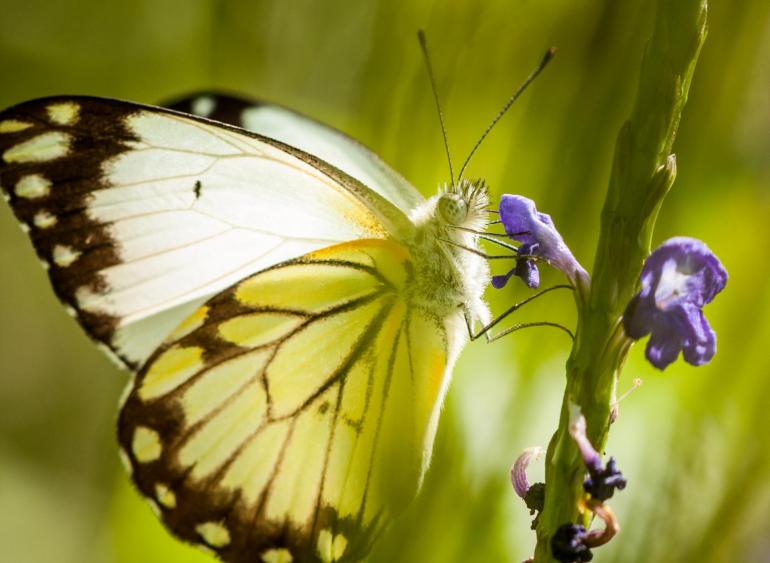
[532,0,709,560]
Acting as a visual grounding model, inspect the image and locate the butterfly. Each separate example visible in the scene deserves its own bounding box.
[0,92,494,563]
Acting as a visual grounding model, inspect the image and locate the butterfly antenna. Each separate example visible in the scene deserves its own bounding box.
[457,47,556,182]
[418,30,455,187]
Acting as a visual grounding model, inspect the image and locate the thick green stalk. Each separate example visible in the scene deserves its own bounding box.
[533,1,708,560]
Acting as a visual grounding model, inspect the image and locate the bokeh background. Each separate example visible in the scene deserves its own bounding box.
[0,1,768,562]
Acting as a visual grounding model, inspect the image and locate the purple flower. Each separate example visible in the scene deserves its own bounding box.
[569,404,627,502]
[492,243,540,289]
[623,237,727,370]
[551,524,593,562]
[584,457,626,502]
[493,195,587,289]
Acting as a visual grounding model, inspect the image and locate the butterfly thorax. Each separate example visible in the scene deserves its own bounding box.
[406,179,491,321]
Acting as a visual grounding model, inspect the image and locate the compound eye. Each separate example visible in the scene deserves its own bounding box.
[438,194,468,225]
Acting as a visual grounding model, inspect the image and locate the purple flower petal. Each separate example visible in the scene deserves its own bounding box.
[491,242,541,289]
[622,294,653,339]
[491,271,514,289]
[515,244,540,288]
[498,195,543,247]
[646,326,682,370]
[643,237,727,309]
[511,446,544,499]
[623,237,727,370]
[497,195,587,287]
[681,307,716,366]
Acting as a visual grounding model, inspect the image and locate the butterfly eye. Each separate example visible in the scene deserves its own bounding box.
[438,193,468,225]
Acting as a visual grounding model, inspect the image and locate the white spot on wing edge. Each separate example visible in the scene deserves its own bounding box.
[3,132,71,163]
[74,285,100,313]
[191,96,217,118]
[131,426,162,463]
[15,174,51,199]
[33,210,57,229]
[261,548,294,563]
[47,102,80,126]
[317,529,348,562]
[52,244,81,267]
[195,521,231,548]
[18,222,30,233]
[0,119,33,133]
[154,483,177,508]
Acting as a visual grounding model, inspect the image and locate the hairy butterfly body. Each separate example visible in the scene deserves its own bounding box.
[0,94,490,562]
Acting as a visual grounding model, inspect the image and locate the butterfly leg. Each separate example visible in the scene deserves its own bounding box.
[481,320,574,343]
[464,309,492,343]
[466,285,574,342]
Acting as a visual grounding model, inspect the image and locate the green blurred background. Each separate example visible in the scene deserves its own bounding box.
[0,1,767,562]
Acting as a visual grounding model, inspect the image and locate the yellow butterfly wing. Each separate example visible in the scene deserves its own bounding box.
[118,238,450,563]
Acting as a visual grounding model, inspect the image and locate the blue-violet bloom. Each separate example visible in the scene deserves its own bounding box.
[551,524,593,562]
[493,194,587,289]
[569,404,627,501]
[623,237,727,370]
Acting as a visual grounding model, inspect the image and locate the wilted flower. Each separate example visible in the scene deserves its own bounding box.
[569,404,627,501]
[623,237,727,370]
[493,195,587,289]
[511,446,544,499]
[551,524,593,562]
[584,457,626,502]
[511,447,545,518]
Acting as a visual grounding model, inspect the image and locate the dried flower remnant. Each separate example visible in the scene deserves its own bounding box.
[511,446,544,499]
[511,447,545,525]
[493,195,588,289]
[569,404,627,501]
[549,407,626,562]
[551,524,593,562]
[584,457,626,502]
[582,500,620,548]
[623,237,727,370]
[550,503,620,563]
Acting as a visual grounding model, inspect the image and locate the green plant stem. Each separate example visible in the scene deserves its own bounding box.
[533,1,708,560]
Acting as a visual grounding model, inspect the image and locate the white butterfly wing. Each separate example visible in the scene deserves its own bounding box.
[166,93,425,214]
[0,97,414,368]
